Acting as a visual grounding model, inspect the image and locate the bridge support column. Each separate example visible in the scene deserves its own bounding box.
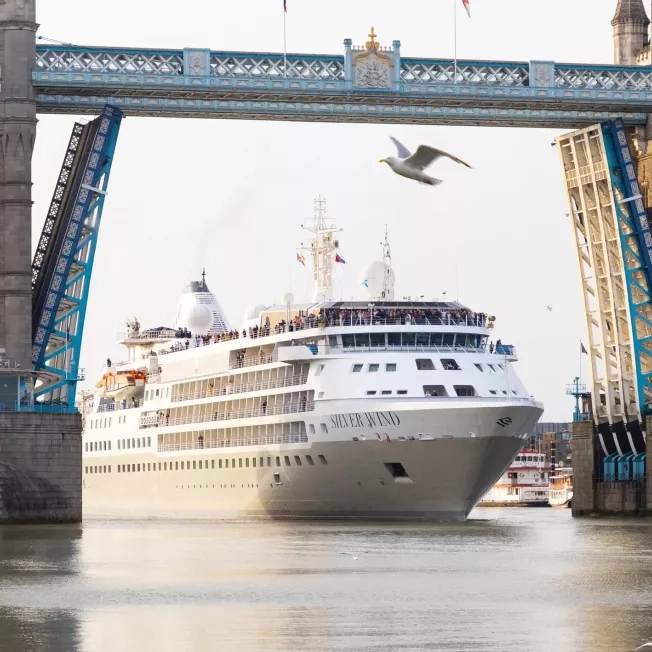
[571,420,596,516]
[647,416,652,513]
[0,0,37,371]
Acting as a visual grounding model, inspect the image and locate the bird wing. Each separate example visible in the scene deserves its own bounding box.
[405,145,473,171]
[390,136,412,159]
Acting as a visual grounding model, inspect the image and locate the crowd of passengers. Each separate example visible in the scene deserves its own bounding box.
[152,307,488,357]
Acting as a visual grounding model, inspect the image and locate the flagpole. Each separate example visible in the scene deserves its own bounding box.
[453,0,458,84]
[283,5,287,79]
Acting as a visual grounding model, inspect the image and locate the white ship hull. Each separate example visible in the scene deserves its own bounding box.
[83,402,542,521]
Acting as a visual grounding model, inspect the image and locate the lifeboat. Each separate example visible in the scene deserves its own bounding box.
[96,369,146,400]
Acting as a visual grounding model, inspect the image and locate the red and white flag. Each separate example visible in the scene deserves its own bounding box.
[462,0,471,17]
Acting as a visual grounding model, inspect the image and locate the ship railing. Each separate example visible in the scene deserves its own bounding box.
[331,343,486,354]
[96,398,144,413]
[157,433,309,452]
[116,330,176,341]
[139,401,315,429]
[228,353,278,370]
[171,373,308,403]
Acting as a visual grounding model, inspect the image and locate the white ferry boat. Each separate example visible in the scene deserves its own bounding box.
[479,449,551,507]
[548,470,573,508]
[81,199,543,521]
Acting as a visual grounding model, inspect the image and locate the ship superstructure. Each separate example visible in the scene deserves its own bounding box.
[82,199,543,521]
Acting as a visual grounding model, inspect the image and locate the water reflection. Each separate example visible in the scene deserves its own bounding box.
[0,512,650,651]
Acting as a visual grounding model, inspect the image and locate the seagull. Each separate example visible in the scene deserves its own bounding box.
[545,305,553,311]
[340,551,368,561]
[379,137,472,186]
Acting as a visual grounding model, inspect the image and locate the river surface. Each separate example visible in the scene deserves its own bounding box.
[0,508,651,652]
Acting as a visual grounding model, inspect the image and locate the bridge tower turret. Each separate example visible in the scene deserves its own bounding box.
[612,0,650,65]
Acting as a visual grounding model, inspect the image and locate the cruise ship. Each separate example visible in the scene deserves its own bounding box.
[81,199,543,521]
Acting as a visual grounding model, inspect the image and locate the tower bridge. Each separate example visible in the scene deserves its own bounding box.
[0,0,652,521]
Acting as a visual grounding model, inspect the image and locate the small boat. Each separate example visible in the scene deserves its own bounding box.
[479,449,551,507]
[548,470,573,508]
[96,369,146,400]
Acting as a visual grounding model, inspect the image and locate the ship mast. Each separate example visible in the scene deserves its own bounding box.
[301,197,342,302]
[381,224,394,300]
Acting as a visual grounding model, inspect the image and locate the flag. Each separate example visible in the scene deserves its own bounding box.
[335,253,346,264]
[462,0,470,18]
[296,252,305,266]
[581,342,588,355]
[283,0,287,12]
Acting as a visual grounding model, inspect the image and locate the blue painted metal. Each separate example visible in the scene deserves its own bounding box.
[30,44,652,126]
[13,402,79,414]
[633,452,646,480]
[617,452,634,480]
[603,452,619,481]
[32,105,123,406]
[602,118,652,417]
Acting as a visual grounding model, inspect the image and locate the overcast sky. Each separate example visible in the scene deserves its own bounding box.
[33,0,626,420]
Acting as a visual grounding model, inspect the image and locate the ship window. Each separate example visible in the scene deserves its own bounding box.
[276,456,281,467]
[246,458,250,468]
[306,455,315,465]
[318,454,328,465]
[368,364,379,372]
[252,458,256,468]
[318,392,324,398]
[342,334,355,348]
[443,333,455,346]
[512,390,518,395]
[137,464,141,472]
[212,460,215,469]
[454,385,476,397]
[85,466,88,474]
[294,455,302,466]
[117,441,120,450]
[273,472,282,485]
[498,364,505,370]
[329,335,338,347]
[155,389,159,397]
[474,363,483,372]
[315,364,325,376]
[356,334,370,348]
[137,438,141,448]
[108,441,111,451]
[386,363,397,372]
[192,461,196,469]
[441,359,461,370]
[366,390,377,396]
[489,390,497,395]
[423,385,448,397]
[320,423,328,434]
[385,462,409,478]
[267,457,272,467]
[370,333,385,347]
[387,333,401,347]
[502,390,507,395]
[397,390,408,395]
[352,364,363,373]
[199,461,202,469]
[181,462,184,470]
[416,359,435,370]
[232,459,236,468]
[147,463,151,471]
[284,456,291,466]
[487,364,496,372]
[238,458,242,468]
[131,438,135,448]
[85,443,88,452]
[402,333,416,346]
[147,437,151,447]
[381,390,392,395]
[260,457,264,467]
[309,424,315,434]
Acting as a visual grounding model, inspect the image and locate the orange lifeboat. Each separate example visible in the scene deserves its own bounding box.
[96,369,146,399]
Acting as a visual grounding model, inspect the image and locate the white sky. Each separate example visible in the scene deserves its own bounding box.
[33,0,625,420]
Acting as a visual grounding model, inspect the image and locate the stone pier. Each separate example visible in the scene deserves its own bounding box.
[571,420,595,516]
[0,411,81,522]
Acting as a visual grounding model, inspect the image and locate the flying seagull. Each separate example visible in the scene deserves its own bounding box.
[340,551,368,561]
[379,137,472,186]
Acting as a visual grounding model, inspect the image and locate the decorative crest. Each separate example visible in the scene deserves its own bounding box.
[366,26,379,50]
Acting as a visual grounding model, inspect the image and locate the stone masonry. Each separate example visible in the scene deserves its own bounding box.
[571,420,595,516]
[0,0,37,371]
[0,411,81,522]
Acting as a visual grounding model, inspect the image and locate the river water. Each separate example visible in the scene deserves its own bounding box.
[0,508,650,652]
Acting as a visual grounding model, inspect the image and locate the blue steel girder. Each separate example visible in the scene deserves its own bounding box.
[31,44,652,127]
[602,118,652,416]
[33,105,123,406]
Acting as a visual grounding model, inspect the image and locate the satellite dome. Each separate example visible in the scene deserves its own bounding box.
[360,261,395,300]
[177,303,213,335]
[244,304,266,321]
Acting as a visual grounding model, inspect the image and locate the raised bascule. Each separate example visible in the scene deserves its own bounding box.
[0,0,651,521]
